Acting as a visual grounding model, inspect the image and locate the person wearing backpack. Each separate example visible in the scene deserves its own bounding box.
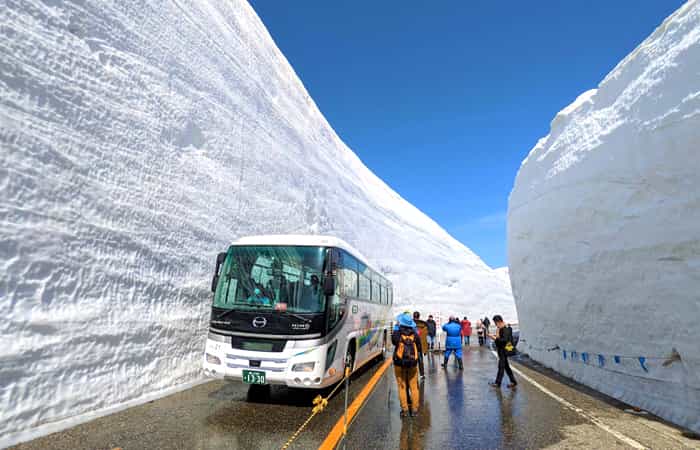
[441,316,463,370]
[392,312,422,418]
[487,315,517,388]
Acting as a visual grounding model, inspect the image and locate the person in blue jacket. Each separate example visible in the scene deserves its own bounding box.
[442,316,463,370]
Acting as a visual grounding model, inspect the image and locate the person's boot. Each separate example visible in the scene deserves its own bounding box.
[400,410,408,418]
[441,358,448,368]
[458,358,464,370]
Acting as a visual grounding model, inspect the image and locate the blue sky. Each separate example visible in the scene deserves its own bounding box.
[249,0,684,268]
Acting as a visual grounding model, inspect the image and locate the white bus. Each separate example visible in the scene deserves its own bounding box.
[202,235,394,389]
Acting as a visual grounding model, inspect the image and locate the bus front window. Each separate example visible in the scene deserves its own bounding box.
[213,246,327,313]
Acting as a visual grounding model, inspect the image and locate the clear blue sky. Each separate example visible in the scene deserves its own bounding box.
[249,0,684,268]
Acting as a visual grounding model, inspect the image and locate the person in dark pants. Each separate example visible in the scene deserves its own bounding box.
[482,316,491,345]
[426,315,437,351]
[488,315,517,388]
[441,316,463,370]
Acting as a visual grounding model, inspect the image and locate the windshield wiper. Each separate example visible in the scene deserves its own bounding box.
[216,302,269,319]
[281,312,312,323]
[216,307,237,320]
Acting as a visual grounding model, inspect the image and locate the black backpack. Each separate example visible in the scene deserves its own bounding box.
[503,326,517,356]
[393,331,419,367]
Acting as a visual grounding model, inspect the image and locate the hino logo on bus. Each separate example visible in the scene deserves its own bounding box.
[252,317,267,328]
[291,322,311,330]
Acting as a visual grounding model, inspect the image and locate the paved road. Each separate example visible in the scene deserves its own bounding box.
[11,348,699,450]
[344,348,700,449]
[10,358,387,450]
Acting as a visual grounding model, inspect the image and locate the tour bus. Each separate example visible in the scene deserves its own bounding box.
[202,235,394,389]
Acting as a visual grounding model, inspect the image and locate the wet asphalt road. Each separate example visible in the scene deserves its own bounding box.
[11,347,700,450]
[9,358,386,450]
[344,348,700,450]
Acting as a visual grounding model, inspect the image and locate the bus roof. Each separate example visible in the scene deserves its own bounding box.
[231,235,384,280]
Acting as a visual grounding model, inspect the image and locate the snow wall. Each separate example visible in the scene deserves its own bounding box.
[508,1,700,433]
[0,0,514,445]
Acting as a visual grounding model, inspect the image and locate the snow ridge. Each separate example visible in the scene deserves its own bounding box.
[508,0,700,433]
[0,0,513,444]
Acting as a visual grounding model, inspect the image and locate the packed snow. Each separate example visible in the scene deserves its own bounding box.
[0,0,513,445]
[508,0,700,433]
[493,267,511,291]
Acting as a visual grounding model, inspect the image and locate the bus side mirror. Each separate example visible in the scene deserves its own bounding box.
[323,276,336,296]
[211,252,227,293]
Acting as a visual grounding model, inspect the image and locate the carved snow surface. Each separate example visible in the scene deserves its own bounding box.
[0,0,513,444]
[508,1,700,433]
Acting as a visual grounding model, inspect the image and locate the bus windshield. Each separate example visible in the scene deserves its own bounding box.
[213,245,327,313]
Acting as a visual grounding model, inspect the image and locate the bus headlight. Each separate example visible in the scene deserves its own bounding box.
[206,353,221,365]
[292,362,315,372]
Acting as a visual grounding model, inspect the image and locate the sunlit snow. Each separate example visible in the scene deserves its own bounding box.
[508,0,700,433]
[0,0,513,445]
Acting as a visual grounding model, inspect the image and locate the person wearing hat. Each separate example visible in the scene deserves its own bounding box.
[392,312,422,418]
[442,316,463,370]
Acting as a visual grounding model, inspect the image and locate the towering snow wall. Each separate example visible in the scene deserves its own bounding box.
[508,1,700,433]
[0,0,513,444]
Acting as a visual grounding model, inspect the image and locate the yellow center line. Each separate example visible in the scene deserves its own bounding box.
[318,358,392,450]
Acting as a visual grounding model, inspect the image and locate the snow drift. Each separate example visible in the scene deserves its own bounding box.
[508,1,700,433]
[0,0,513,444]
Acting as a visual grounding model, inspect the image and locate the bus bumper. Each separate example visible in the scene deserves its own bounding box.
[201,338,342,389]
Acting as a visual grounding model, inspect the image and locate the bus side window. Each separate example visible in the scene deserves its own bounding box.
[371,274,380,303]
[328,292,343,331]
[340,251,358,298]
[359,273,370,301]
[342,267,357,297]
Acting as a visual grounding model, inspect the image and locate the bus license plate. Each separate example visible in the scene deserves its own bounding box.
[242,370,266,385]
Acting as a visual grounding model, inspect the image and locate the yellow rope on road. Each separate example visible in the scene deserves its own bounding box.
[280,369,350,450]
[279,407,321,450]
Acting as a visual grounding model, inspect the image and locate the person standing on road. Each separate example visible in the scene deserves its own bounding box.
[426,315,437,351]
[482,316,491,345]
[392,312,422,418]
[460,316,472,346]
[488,315,517,388]
[413,311,429,380]
[476,319,484,346]
[441,316,463,370]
